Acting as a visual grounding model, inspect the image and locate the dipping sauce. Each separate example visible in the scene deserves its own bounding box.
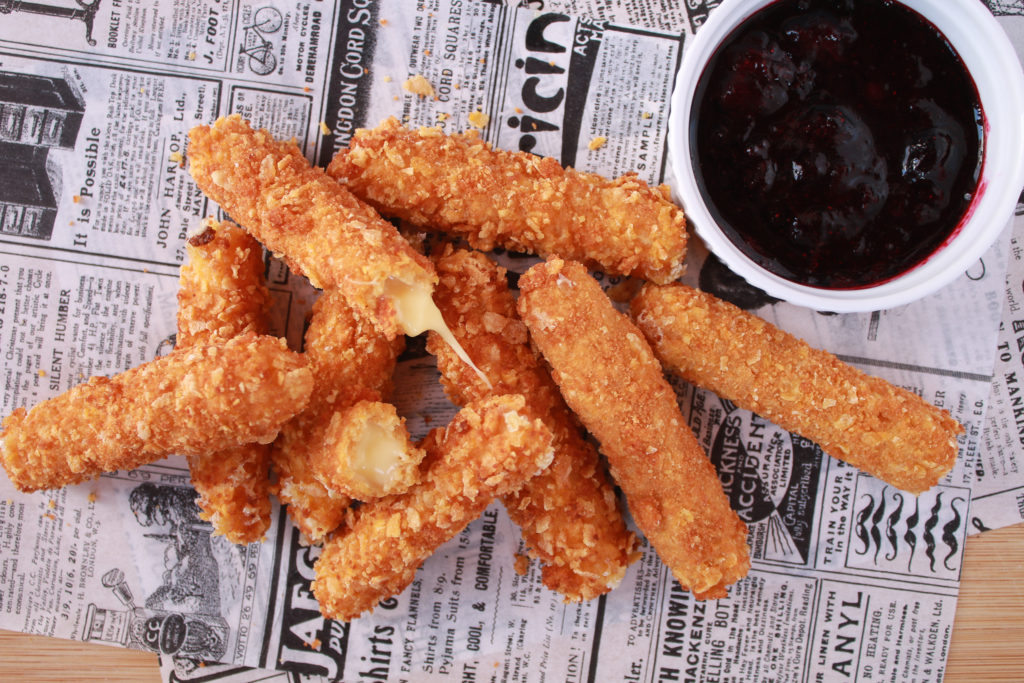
[692,0,984,289]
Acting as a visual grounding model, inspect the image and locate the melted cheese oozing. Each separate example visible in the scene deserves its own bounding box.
[384,278,491,387]
[351,421,407,489]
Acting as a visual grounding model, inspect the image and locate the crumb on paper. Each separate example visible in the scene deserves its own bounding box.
[48,499,56,509]
[38,369,46,378]
[88,492,97,503]
[468,110,490,128]
[169,151,184,166]
[188,52,196,61]
[514,553,530,575]
[319,121,331,136]
[393,95,400,101]
[72,195,81,203]
[588,136,607,151]
[304,86,312,93]
[379,18,388,26]
[642,111,653,119]
[383,75,392,83]
[437,112,449,122]
[514,107,523,114]
[424,49,431,56]
[403,74,435,97]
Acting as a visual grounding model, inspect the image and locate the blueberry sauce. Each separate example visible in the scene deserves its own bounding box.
[693,0,983,289]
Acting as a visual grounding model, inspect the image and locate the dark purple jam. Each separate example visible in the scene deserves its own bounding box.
[693,0,983,289]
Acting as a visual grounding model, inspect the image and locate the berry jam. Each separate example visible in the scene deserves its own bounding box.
[693,0,983,289]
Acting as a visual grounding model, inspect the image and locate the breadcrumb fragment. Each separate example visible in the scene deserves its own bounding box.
[403,74,435,97]
[468,110,490,128]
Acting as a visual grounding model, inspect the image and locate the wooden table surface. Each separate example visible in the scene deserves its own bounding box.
[2,523,1022,682]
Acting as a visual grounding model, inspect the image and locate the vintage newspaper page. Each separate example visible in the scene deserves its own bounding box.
[0,1,1017,682]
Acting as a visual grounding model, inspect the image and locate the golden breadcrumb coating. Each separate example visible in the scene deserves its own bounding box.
[631,283,964,494]
[271,290,404,544]
[187,115,436,338]
[177,220,273,544]
[1,334,312,492]
[427,247,637,601]
[311,399,425,500]
[312,394,554,621]
[177,220,271,347]
[327,117,687,284]
[517,259,750,600]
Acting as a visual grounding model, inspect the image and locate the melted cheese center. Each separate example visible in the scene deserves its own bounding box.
[351,421,407,489]
[384,278,491,387]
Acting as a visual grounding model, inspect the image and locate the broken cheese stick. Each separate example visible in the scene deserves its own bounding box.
[631,283,964,494]
[427,247,638,602]
[311,399,425,501]
[312,394,554,621]
[517,259,750,599]
[327,117,688,284]
[177,220,274,544]
[0,334,312,492]
[187,115,432,339]
[271,290,404,544]
[187,116,484,384]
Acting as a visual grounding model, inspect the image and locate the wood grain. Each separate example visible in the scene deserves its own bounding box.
[1,523,1021,681]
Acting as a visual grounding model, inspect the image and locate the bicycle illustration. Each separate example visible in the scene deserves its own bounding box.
[240,7,282,76]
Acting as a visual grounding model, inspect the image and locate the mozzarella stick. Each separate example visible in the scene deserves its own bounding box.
[312,394,554,621]
[427,247,637,601]
[517,259,749,599]
[187,115,435,340]
[631,283,964,494]
[271,290,404,544]
[177,220,274,544]
[326,117,687,284]
[1,334,312,492]
[310,399,425,501]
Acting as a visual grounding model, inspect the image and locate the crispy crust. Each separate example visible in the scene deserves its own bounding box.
[312,394,554,621]
[517,259,750,599]
[327,117,687,284]
[187,115,436,338]
[311,399,425,500]
[1,334,312,492]
[631,283,964,494]
[271,290,404,544]
[177,220,273,544]
[427,247,638,601]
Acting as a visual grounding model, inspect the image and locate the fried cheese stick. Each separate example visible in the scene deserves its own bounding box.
[517,259,749,599]
[312,394,554,621]
[271,290,404,544]
[631,283,964,494]
[1,334,312,492]
[187,115,435,340]
[326,117,687,284]
[310,399,425,501]
[177,220,274,544]
[427,247,637,602]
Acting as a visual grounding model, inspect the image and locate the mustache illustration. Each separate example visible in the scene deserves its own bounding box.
[853,487,964,573]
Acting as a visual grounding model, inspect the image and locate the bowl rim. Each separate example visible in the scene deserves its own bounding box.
[668,0,1024,312]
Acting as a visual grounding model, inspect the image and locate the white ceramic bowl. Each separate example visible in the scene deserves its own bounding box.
[669,0,1024,312]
